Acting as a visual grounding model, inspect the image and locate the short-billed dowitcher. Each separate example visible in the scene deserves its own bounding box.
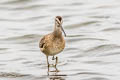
[39,16,66,71]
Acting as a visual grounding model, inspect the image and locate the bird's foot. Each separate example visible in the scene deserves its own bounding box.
[52,56,58,66]
[52,56,55,60]
[55,56,58,67]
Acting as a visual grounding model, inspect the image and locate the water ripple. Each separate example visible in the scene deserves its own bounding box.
[65,21,100,29]
[0,0,120,80]
[85,44,120,53]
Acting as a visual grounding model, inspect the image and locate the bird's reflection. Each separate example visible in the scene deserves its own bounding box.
[47,65,66,80]
[49,74,65,80]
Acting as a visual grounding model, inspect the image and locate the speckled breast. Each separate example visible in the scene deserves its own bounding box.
[48,38,65,56]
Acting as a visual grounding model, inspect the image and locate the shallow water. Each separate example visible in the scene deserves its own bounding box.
[0,0,120,80]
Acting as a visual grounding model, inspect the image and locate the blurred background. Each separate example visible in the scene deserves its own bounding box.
[0,0,120,80]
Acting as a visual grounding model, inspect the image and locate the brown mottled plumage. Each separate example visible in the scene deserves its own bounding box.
[39,16,66,71]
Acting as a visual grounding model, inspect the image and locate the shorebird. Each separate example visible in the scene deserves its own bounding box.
[39,16,66,71]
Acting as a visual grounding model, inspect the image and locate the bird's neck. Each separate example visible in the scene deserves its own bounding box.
[53,25,62,37]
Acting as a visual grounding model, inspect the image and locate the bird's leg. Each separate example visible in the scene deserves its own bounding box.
[52,56,55,60]
[52,56,58,66]
[46,56,50,72]
[55,56,58,67]
[55,56,59,72]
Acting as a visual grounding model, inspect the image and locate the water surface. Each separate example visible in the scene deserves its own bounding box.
[0,0,120,80]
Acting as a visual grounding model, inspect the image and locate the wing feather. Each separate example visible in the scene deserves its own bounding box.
[39,36,45,48]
